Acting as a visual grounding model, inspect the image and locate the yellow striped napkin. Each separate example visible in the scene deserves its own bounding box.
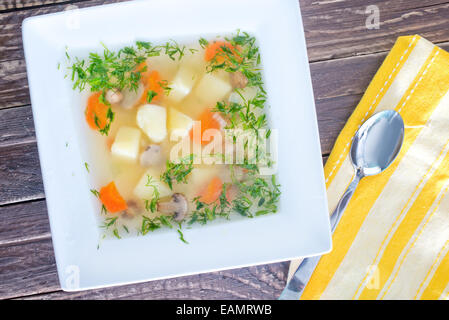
[288,35,449,300]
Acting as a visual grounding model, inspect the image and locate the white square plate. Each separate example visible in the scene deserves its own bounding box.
[22,0,331,291]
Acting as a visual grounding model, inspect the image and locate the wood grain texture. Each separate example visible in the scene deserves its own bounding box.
[0,105,35,147]
[0,238,60,299]
[0,200,50,246]
[0,142,44,205]
[0,59,29,110]
[299,0,449,16]
[303,1,449,61]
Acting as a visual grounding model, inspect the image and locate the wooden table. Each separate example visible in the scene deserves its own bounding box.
[1,0,449,300]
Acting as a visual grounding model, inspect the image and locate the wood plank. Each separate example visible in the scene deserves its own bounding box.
[316,94,362,156]
[1,0,449,65]
[0,142,44,205]
[0,238,60,299]
[303,2,449,61]
[0,58,29,109]
[299,0,449,17]
[0,200,50,245]
[0,104,35,147]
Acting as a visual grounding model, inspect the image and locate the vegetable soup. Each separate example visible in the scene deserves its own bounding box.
[64,31,280,243]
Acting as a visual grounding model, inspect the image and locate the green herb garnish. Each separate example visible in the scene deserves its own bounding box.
[146,90,158,103]
[144,175,160,213]
[90,189,100,198]
[160,154,195,190]
[177,229,188,244]
[163,40,186,61]
[140,215,174,235]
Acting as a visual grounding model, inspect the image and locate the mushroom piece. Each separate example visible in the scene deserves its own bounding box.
[123,200,142,218]
[230,71,248,89]
[140,144,163,167]
[120,83,145,109]
[105,88,124,105]
[157,193,188,222]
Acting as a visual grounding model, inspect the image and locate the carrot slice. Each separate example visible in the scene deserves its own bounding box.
[189,108,226,145]
[99,181,128,213]
[204,41,241,64]
[198,177,235,204]
[198,177,224,204]
[139,69,164,105]
[85,92,109,131]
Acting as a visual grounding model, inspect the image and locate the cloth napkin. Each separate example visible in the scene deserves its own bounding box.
[288,35,449,300]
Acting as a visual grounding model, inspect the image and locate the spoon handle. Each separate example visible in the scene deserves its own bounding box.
[278,170,362,300]
[329,170,362,232]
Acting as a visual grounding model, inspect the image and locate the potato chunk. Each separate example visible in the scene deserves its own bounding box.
[167,65,198,103]
[194,73,232,106]
[168,107,194,136]
[133,169,172,200]
[136,104,167,143]
[111,126,141,161]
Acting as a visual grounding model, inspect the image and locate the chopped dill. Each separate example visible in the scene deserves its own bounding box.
[177,229,188,244]
[144,175,160,213]
[101,217,117,228]
[146,90,158,103]
[90,189,100,198]
[163,40,186,61]
[113,228,121,239]
[160,154,195,190]
[158,80,172,96]
[84,162,90,173]
[198,37,209,49]
[123,225,129,233]
[140,215,175,235]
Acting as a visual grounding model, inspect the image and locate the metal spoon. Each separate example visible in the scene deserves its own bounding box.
[279,110,405,300]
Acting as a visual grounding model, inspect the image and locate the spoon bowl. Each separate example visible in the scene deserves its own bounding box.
[351,110,404,177]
